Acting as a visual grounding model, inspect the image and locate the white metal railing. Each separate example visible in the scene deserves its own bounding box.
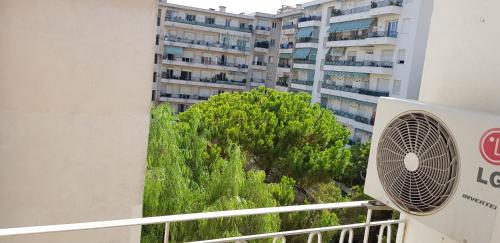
[0,201,404,243]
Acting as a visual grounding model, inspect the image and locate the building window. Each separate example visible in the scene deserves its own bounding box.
[157,9,161,26]
[387,20,398,37]
[155,35,159,45]
[205,17,215,25]
[186,14,196,22]
[270,39,275,47]
[154,54,159,64]
[166,69,174,78]
[397,49,406,64]
[225,19,231,27]
[392,80,401,95]
[152,90,156,101]
[180,71,192,81]
[153,72,157,83]
[272,22,277,28]
[178,104,186,113]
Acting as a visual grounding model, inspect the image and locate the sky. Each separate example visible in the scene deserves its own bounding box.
[166,0,302,15]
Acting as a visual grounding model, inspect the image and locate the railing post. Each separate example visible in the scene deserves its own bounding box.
[339,228,354,243]
[307,232,322,243]
[377,225,392,243]
[362,208,373,243]
[163,222,169,243]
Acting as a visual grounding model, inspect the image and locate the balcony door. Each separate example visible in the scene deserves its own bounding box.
[180,71,191,81]
[387,20,398,37]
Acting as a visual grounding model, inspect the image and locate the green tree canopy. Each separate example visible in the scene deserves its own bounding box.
[178,88,351,186]
[142,88,363,243]
[143,104,294,242]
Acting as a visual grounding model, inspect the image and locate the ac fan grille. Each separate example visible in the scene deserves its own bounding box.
[377,112,459,215]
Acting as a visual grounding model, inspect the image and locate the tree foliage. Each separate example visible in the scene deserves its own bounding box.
[142,105,294,242]
[178,88,351,186]
[340,142,371,186]
[142,88,368,243]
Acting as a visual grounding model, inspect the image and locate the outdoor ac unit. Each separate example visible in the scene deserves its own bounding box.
[365,97,500,243]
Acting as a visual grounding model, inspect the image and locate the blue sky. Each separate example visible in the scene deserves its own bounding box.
[166,0,302,15]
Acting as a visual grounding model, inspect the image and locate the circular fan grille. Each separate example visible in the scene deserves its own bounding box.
[377,112,459,215]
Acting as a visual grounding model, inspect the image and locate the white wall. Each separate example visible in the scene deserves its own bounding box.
[0,0,155,242]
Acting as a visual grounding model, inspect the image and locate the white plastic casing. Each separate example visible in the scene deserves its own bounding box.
[365,97,500,243]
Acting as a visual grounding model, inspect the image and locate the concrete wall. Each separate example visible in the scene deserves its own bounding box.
[419,0,500,115]
[0,0,155,242]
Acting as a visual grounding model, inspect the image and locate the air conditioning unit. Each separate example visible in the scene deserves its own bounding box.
[365,97,500,243]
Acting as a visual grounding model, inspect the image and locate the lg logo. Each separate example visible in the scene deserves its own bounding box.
[477,129,500,188]
[480,128,500,165]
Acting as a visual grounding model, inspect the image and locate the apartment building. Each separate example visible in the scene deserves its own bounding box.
[155,2,284,112]
[276,0,432,144]
[155,0,432,143]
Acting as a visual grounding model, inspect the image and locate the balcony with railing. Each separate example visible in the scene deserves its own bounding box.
[293,59,316,65]
[158,92,210,103]
[164,35,250,54]
[330,0,403,23]
[326,31,398,47]
[297,37,319,44]
[250,78,266,87]
[0,201,403,243]
[252,60,268,70]
[276,79,289,87]
[281,23,297,35]
[321,82,389,103]
[291,79,314,86]
[165,16,253,34]
[280,42,294,50]
[328,108,375,126]
[293,58,316,69]
[254,41,270,53]
[160,73,247,89]
[298,16,322,28]
[163,57,249,72]
[324,60,393,75]
[255,25,271,35]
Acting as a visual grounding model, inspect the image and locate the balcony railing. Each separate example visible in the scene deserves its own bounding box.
[251,79,266,83]
[293,59,316,65]
[0,201,403,243]
[161,73,247,86]
[256,26,271,31]
[328,31,398,42]
[322,83,390,98]
[297,37,319,43]
[159,93,210,101]
[292,79,314,86]
[298,16,322,23]
[276,78,289,87]
[328,108,375,125]
[332,0,403,17]
[282,24,296,30]
[252,61,268,67]
[163,57,249,70]
[254,41,270,49]
[280,43,294,49]
[325,60,393,68]
[165,16,253,33]
[164,35,250,52]
[278,63,291,68]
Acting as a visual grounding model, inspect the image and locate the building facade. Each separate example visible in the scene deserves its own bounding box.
[156,0,432,143]
[155,2,284,112]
